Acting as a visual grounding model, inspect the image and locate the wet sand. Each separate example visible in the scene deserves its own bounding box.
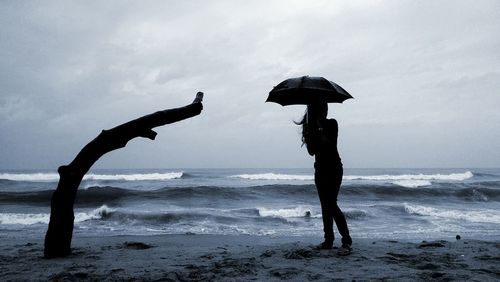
[1,234,499,281]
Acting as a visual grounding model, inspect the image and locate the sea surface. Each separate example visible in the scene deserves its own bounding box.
[1,168,499,241]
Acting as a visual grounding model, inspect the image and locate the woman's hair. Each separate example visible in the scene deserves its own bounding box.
[294,103,327,147]
[294,110,309,147]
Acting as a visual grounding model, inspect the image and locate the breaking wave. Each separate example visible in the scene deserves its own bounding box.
[0,172,184,182]
[1,183,499,206]
[258,206,318,218]
[0,205,114,225]
[403,203,500,224]
[345,171,473,182]
[230,173,313,181]
[391,180,432,188]
[0,173,60,182]
[229,171,473,186]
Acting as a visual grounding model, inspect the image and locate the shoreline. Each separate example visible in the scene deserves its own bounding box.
[1,234,499,281]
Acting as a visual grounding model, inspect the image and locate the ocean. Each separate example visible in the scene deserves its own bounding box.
[1,168,499,241]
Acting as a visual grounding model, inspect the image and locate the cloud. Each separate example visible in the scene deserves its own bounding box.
[1,0,499,168]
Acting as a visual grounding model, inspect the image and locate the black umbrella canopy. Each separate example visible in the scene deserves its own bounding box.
[266,76,353,106]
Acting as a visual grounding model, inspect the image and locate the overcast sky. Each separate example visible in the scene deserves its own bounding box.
[1,0,499,169]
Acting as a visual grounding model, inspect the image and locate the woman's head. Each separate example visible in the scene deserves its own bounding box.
[307,103,328,121]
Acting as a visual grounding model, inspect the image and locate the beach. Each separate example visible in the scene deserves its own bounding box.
[1,233,499,281]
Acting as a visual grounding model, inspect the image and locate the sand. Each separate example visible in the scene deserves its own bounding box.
[1,233,499,281]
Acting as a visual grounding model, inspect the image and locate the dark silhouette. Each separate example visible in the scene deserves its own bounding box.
[267,76,353,106]
[296,103,352,255]
[44,92,204,258]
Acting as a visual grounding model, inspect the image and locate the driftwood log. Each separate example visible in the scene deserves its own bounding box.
[44,99,202,258]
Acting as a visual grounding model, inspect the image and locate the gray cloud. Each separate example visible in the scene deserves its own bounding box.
[1,0,499,169]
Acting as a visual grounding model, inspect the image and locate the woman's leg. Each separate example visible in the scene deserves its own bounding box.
[315,173,334,244]
[332,203,352,245]
[330,167,352,246]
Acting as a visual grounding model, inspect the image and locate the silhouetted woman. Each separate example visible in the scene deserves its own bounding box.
[297,103,352,255]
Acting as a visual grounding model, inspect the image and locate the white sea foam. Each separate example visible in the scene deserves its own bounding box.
[0,172,60,182]
[75,205,116,222]
[0,213,50,225]
[404,203,500,224]
[230,173,314,181]
[0,172,183,182]
[230,171,473,183]
[392,180,432,188]
[345,171,473,181]
[84,172,183,181]
[0,205,114,225]
[258,206,318,218]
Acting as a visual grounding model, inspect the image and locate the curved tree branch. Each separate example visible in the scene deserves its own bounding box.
[44,97,203,258]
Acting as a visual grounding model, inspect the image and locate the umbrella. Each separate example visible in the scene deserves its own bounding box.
[266,76,353,106]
